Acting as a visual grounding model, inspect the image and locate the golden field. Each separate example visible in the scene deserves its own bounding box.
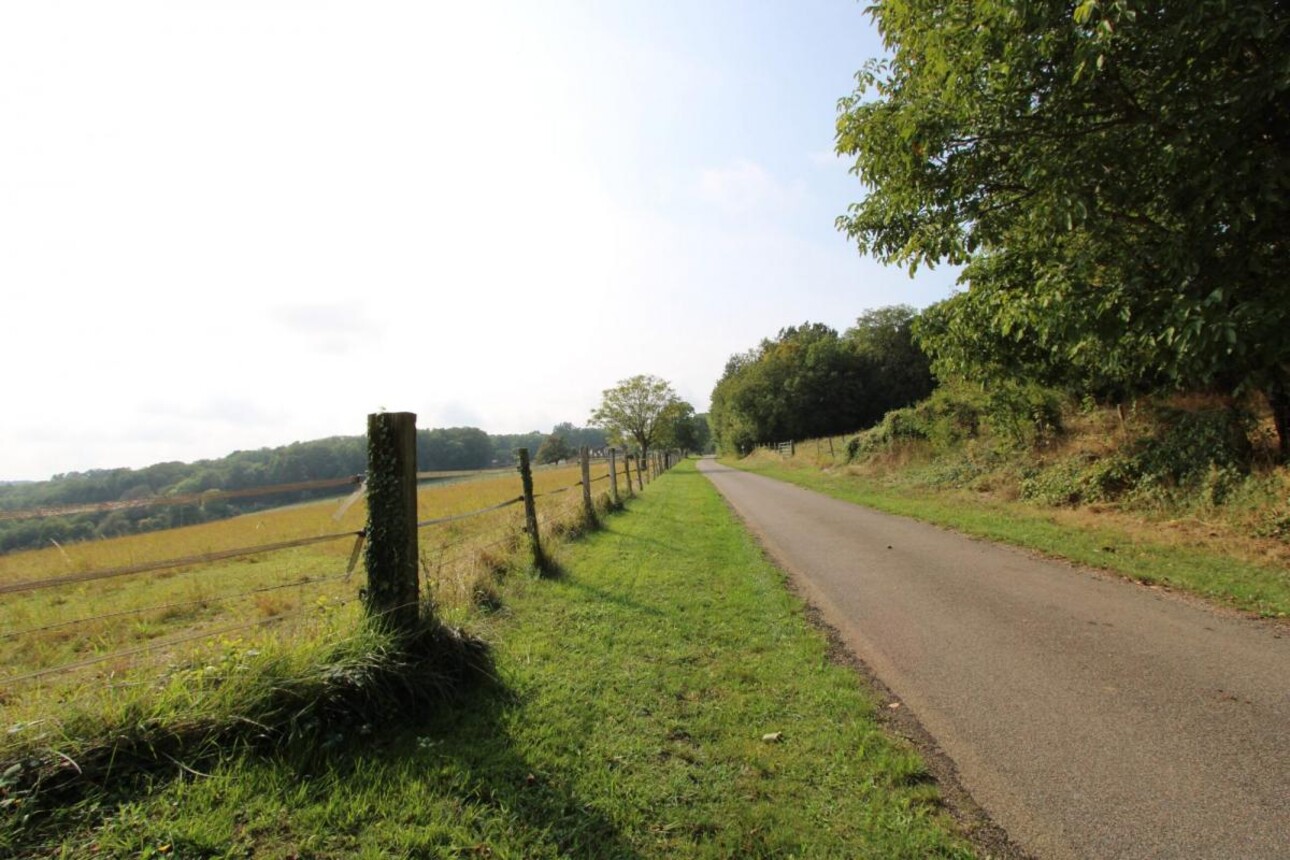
[0,460,618,717]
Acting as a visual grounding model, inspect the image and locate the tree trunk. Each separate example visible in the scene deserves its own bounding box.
[1266,377,1290,462]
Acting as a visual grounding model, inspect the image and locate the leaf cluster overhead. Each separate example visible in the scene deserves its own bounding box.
[836,0,1290,452]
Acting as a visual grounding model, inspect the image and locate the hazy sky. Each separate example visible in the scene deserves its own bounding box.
[1,1,958,482]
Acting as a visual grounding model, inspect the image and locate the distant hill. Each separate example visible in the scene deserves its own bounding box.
[0,424,606,554]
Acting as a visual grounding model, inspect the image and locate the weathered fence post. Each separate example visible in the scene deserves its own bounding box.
[579,445,597,526]
[622,452,635,498]
[634,453,644,491]
[608,448,620,506]
[363,411,420,635]
[517,447,546,573]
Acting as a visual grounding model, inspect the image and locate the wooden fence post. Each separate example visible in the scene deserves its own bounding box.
[579,446,597,526]
[622,452,635,497]
[363,411,420,635]
[517,448,546,573]
[635,453,645,490]
[608,448,620,506]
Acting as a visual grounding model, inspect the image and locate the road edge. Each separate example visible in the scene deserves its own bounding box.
[697,458,1034,860]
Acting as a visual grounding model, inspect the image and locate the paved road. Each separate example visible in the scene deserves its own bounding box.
[697,459,1290,860]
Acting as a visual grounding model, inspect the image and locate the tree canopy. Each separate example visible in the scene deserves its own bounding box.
[589,375,689,458]
[836,0,1290,454]
[535,434,574,465]
[709,310,934,454]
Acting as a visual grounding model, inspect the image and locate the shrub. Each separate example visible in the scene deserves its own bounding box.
[984,383,1065,450]
[1135,406,1253,486]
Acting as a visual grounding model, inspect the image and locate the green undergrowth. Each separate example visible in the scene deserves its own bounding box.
[731,456,1290,619]
[7,461,973,859]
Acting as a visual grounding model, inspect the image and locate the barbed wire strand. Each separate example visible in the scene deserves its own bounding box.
[421,535,521,577]
[415,467,513,482]
[0,529,363,597]
[532,481,584,499]
[416,496,524,530]
[422,521,519,556]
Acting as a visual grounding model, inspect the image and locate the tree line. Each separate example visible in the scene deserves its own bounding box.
[0,424,607,554]
[716,1,1289,465]
[709,307,934,454]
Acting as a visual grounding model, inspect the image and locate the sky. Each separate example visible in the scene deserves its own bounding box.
[0,1,959,482]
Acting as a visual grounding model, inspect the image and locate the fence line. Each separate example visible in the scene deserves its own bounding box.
[0,456,622,525]
[420,536,518,578]
[416,496,524,529]
[0,420,678,697]
[421,523,517,557]
[0,530,363,596]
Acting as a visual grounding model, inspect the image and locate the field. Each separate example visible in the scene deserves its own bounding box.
[0,460,616,747]
[7,459,975,859]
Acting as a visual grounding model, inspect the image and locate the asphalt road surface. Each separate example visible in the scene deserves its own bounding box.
[697,458,1290,860]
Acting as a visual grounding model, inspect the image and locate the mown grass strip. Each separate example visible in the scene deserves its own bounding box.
[730,458,1290,619]
[18,460,973,859]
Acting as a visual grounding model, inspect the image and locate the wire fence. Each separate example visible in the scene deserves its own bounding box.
[0,445,643,700]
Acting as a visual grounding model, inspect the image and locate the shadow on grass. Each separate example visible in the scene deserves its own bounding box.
[395,674,644,859]
[2,623,641,858]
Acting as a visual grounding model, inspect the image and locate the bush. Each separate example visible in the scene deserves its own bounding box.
[985,383,1064,450]
[1135,406,1252,486]
[851,382,1064,461]
[1020,405,1255,509]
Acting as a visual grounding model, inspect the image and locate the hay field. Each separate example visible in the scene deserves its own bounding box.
[0,460,616,718]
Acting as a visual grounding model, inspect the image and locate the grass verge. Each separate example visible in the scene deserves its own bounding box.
[7,460,973,858]
[729,456,1290,619]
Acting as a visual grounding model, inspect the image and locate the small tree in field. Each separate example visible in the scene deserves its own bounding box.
[535,434,573,465]
[590,375,686,461]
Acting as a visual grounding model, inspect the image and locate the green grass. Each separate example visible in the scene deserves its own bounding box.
[9,460,973,859]
[730,457,1290,619]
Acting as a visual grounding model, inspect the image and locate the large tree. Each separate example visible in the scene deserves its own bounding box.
[836,0,1290,455]
[589,374,688,460]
